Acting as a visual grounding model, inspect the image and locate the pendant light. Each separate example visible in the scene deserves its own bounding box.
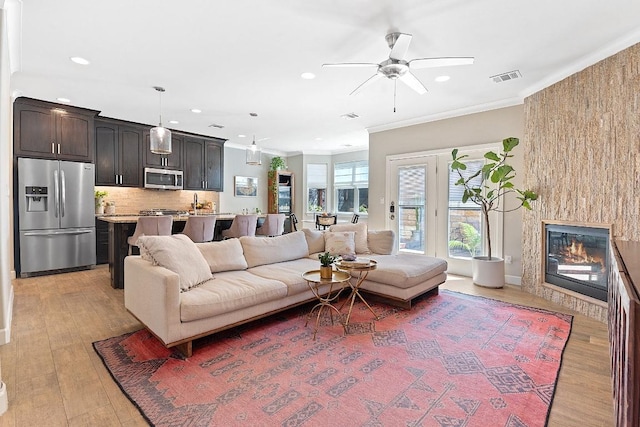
[246,135,262,165]
[150,86,172,154]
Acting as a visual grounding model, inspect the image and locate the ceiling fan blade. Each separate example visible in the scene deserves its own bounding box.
[409,56,475,69]
[399,72,427,94]
[389,33,412,61]
[349,73,384,96]
[322,62,379,68]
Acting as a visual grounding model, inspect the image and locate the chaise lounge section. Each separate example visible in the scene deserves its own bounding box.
[124,226,447,357]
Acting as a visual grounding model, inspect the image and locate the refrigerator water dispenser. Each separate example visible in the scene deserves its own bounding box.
[25,186,48,212]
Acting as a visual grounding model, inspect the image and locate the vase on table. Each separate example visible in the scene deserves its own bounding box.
[320,265,333,279]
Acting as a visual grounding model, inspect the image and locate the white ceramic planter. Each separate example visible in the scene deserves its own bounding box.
[472,256,505,288]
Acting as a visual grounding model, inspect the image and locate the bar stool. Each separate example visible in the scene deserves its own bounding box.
[127,216,173,255]
[181,215,216,243]
[221,214,258,239]
[351,213,359,224]
[256,214,286,237]
[289,213,298,232]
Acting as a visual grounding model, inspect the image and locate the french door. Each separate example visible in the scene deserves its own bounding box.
[387,156,437,257]
[386,147,502,276]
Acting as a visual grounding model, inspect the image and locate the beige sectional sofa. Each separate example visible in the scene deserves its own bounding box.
[124,225,447,357]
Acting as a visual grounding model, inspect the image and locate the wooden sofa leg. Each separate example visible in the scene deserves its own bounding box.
[175,341,193,358]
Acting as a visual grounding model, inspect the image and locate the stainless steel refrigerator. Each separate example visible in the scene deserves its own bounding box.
[18,158,96,276]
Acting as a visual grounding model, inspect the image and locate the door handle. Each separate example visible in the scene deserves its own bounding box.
[57,143,61,154]
[60,169,66,217]
[53,170,59,218]
[51,142,55,154]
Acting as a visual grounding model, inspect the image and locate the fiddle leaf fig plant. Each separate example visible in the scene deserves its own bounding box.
[451,137,537,260]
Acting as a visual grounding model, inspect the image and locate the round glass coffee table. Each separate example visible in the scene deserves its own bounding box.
[335,259,379,326]
[302,269,351,339]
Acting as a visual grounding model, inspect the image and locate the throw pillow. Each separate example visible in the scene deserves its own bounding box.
[137,234,212,292]
[329,222,370,254]
[324,231,356,256]
[196,238,248,273]
[367,230,396,255]
[302,228,325,254]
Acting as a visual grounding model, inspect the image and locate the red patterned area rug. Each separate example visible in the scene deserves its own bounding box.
[93,290,572,427]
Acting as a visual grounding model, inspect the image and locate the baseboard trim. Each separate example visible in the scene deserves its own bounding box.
[0,285,14,345]
[505,275,522,286]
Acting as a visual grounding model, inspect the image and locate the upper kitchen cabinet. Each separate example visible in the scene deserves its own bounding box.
[143,131,183,170]
[183,136,225,191]
[14,97,98,162]
[95,119,143,187]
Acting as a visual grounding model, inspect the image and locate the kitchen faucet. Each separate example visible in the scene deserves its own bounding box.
[193,193,198,215]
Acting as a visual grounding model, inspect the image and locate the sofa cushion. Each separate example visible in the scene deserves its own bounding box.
[367,230,396,255]
[324,231,356,256]
[248,258,321,296]
[137,234,212,292]
[180,271,287,322]
[240,231,309,268]
[366,254,447,289]
[196,239,248,273]
[329,222,370,254]
[302,228,325,253]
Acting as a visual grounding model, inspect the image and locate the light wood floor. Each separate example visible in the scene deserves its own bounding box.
[0,267,613,426]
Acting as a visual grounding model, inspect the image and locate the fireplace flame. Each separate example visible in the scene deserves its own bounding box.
[560,239,605,270]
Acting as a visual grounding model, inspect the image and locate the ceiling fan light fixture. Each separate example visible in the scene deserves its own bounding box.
[150,86,172,155]
[246,136,262,165]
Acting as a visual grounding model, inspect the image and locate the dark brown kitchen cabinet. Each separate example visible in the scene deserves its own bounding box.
[183,136,225,191]
[96,218,109,264]
[143,131,183,170]
[95,119,143,187]
[13,97,98,162]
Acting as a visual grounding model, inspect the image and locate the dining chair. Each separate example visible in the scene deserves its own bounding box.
[221,214,258,239]
[181,215,216,243]
[289,213,298,232]
[316,214,337,230]
[127,215,173,255]
[256,214,286,237]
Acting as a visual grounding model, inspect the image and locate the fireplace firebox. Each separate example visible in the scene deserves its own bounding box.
[545,224,609,301]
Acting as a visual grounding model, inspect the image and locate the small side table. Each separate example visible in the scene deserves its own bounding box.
[302,270,351,339]
[335,259,379,326]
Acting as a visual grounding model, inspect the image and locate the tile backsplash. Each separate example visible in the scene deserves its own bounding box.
[94,186,219,214]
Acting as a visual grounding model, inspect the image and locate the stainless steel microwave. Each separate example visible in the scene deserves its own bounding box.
[144,168,183,190]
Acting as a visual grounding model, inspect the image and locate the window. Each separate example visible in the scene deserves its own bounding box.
[307,163,327,212]
[334,161,368,214]
[448,159,483,258]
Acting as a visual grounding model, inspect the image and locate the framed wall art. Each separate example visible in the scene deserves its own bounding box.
[234,176,258,197]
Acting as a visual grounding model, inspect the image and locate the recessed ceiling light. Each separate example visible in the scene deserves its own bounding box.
[301,72,316,80]
[70,56,90,65]
[340,112,359,120]
[191,108,202,114]
[238,134,246,138]
[56,97,71,103]
[168,120,179,124]
[435,75,450,83]
[314,137,323,141]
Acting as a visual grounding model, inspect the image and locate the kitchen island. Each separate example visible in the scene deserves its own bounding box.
[98,214,255,288]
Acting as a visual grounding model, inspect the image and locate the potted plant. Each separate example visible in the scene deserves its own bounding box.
[95,190,108,215]
[269,156,286,171]
[318,252,337,279]
[451,137,537,287]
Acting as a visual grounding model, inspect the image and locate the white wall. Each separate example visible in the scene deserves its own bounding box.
[368,105,525,281]
[0,6,14,345]
[220,146,285,214]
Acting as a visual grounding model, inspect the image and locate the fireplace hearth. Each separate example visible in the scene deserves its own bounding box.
[545,223,609,301]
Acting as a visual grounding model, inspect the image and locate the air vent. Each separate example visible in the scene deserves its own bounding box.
[490,70,522,83]
[208,123,225,129]
[340,112,360,120]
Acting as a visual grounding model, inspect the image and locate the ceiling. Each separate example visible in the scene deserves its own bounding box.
[8,0,640,155]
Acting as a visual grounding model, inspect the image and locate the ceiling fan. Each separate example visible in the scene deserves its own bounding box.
[323,32,474,96]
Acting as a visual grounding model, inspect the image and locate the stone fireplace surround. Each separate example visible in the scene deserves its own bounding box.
[522,42,640,323]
